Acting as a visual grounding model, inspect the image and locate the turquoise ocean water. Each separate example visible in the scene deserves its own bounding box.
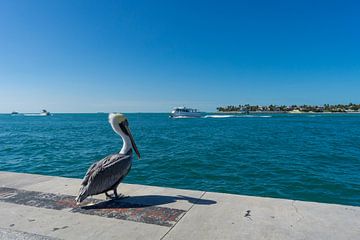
[1,113,359,206]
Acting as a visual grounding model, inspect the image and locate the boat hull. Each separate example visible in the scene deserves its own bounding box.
[169,112,202,118]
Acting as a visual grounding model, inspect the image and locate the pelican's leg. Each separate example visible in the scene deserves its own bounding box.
[113,188,118,198]
[105,191,112,200]
[105,190,122,199]
[113,188,128,199]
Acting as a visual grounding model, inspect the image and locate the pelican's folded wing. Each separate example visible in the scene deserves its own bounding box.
[81,161,101,186]
[81,153,132,197]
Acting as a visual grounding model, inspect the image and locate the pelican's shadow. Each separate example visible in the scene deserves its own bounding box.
[81,195,217,210]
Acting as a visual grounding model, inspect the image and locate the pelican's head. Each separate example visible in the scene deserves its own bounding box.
[108,113,141,159]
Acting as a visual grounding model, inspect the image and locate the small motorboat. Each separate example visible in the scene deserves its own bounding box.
[169,107,202,118]
[39,109,51,116]
[24,110,51,116]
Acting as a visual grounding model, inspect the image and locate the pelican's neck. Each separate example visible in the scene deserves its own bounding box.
[110,121,132,154]
[119,134,131,154]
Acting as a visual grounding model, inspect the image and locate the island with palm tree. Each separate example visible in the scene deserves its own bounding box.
[216,103,360,113]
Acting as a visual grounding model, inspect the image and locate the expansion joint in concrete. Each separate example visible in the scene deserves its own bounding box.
[292,200,304,224]
[160,191,207,240]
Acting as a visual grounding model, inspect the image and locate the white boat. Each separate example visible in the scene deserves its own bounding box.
[24,110,51,116]
[170,107,202,118]
[39,109,51,116]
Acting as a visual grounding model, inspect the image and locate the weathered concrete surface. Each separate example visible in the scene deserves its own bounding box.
[0,171,359,240]
[163,192,360,240]
[0,227,59,240]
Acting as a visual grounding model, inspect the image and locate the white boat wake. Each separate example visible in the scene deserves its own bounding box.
[203,115,236,118]
[203,115,271,118]
[170,116,200,119]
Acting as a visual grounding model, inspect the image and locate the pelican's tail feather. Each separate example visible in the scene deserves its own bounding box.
[75,186,88,203]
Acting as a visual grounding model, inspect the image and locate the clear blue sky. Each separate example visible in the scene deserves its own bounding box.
[0,0,359,112]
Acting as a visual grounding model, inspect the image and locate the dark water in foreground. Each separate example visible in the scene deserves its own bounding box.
[1,113,359,206]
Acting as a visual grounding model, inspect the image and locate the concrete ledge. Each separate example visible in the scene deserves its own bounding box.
[0,171,359,240]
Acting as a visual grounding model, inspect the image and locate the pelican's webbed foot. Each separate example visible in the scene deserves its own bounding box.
[116,193,129,199]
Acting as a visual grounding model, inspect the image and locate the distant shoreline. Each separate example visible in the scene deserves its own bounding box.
[215,111,360,114]
[216,103,360,114]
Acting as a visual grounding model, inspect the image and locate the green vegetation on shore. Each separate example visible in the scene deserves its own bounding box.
[217,103,360,113]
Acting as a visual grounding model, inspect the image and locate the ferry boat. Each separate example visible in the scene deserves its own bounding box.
[170,107,202,118]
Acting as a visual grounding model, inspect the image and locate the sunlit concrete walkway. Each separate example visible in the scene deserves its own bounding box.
[0,171,359,240]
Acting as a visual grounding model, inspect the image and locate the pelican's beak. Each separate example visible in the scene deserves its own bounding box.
[124,124,141,159]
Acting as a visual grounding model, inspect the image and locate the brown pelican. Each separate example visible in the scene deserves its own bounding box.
[75,113,140,203]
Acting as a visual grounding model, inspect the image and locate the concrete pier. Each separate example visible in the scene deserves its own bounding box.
[0,171,359,240]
